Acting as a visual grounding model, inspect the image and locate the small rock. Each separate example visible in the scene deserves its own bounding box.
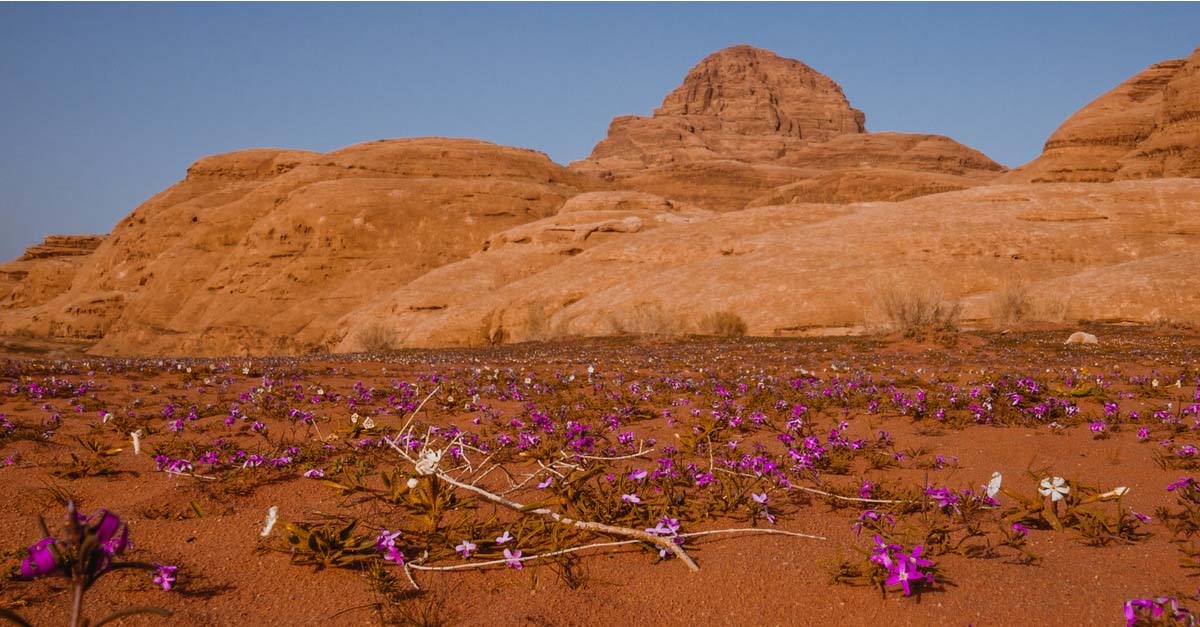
[1064,331,1099,345]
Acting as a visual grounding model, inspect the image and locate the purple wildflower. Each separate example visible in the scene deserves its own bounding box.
[455,540,476,559]
[152,563,178,591]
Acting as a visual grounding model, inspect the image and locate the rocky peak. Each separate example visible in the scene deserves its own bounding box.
[655,45,866,140]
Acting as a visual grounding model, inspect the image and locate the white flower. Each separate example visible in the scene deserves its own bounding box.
[261,506,279,537]
[406,477,419,489]
[986,471,1002,498]
[362,417,375,430]
[243,367,250,375]
[350,413,359,424]
[1038,476,1070,502]
[587,365,595,375]
[415,449,442,475]
[524,378,532,385]
[1153,379,1160,388]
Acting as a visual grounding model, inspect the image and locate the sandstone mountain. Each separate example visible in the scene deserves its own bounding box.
[2,43,1199,356]
[0,139,594,354]
[1007,46,1200,183]
[570,45,1006,209]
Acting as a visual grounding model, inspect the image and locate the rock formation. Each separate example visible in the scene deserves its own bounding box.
[338,191,712,349]
[2,43,1199,356]
[335,179,1200,349]
[570,45,1005,209]
[1007,46,1200,182]
[0,139,593,354]
[0,235,105,313]
[17,235,105,261]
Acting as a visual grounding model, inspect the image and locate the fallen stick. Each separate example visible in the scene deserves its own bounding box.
[383,435,700,572]
[403,528,825,585]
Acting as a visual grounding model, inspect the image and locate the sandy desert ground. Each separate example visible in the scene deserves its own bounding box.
[3,328,1200,625]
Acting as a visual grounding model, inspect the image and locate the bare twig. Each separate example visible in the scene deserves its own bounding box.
[713,468,913,505]
[402,527,824,586]
[163,469,217,481]
[383,437,700,572]
[558,442,654,462]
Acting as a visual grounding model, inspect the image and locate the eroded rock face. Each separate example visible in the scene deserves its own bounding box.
[571,45,1004,209]
[17,235,105,261]
[1008,46,1200,182]
[0,235,105,313]
[335,191,712,350]
[0,139,593,355]
[336,180,1200,348]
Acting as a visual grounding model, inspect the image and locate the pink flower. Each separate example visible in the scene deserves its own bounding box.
[503,548,523,569]
[455,540,476,558]
[152,563,178,591]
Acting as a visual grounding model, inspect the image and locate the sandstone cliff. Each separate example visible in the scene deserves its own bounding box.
[1007,46,1200,182]
[0,235,105,312]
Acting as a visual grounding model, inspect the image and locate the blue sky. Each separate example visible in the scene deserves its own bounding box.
[2,3,1198,261]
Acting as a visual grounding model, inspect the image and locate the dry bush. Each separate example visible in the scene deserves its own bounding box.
[698,310,748,337]
[989,282,1069,327]
[608,302,677,337]
[869,282,961,338]
[355,321,396,353]
[521,302,549,342]
[989,281,1034,327]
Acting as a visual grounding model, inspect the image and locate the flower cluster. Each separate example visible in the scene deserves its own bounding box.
[376,529,404,565]
[870,535,934,596]
[1123,596,1194,626]
[21,506,130,582]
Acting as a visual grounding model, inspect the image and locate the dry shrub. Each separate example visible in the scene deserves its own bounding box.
[698,310,748,337]
[355,321,396,353]
[869,281,961,339]
[989,282,1068,328]
[521,302,549,342]
[608,302,677,337]
[989,281,1034,327]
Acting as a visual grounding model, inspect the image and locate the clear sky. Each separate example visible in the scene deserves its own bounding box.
[2,2,1198,261]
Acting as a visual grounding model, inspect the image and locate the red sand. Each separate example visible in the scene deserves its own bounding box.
[2,329,1199,626]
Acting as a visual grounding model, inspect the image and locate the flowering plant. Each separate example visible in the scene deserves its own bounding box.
[5,502,173,627]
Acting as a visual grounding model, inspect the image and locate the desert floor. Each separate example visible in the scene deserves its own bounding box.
[2,328,1199,626]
